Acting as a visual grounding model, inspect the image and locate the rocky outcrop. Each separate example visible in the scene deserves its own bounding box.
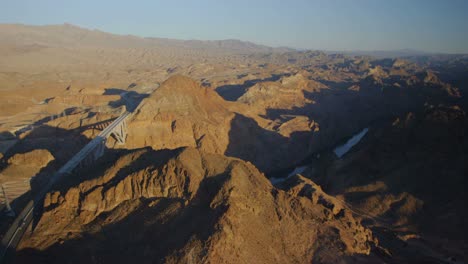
[0,149,55,180]
[125,75,234,154]
[2,22,468,264]
[7,149,54,167]
[237,73,326,113]
[304,105,468,262]
[124,75,320,172]
[17,147,376,263]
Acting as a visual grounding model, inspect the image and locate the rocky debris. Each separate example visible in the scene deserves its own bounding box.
[17,147,376,263]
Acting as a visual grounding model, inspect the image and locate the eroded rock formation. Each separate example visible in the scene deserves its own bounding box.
[17,147,376,263]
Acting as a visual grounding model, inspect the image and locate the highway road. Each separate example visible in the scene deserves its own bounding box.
[0,86,153,263]
[0,108,132,263]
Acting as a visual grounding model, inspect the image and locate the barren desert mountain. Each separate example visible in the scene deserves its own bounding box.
[237,73,326,112]
[300,105,468,262]
[126,75,233,154]
[0,23,467,264]
[124,74,316,172]
[16,147,376,264]
[0,23,288,53]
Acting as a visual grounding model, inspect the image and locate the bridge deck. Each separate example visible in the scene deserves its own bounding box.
[0,109,133,263]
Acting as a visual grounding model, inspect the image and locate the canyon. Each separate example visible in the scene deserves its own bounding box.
[0,24,467,263]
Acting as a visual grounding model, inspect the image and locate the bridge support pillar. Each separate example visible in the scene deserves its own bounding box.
[1,184,15,217]
[76,139,107,171]
[111,120,127,145]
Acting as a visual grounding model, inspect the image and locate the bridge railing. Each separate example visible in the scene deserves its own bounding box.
[1,103,137,263]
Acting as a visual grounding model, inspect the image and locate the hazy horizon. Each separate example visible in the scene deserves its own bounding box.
[1,0,468,54]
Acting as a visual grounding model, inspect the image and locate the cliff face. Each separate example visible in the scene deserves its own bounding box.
[17,147,376,263]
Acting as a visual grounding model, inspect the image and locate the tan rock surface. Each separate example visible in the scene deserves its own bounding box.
[0,149,54,181]
[1,23,466,264]
[17,147,376,263]
[126,75,234,154]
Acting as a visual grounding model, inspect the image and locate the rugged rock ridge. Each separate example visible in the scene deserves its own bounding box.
[237,73,327,112]
[1,22,467,264]
[124,75,320,173]
[0,149,54,181]
[17,147,376,263]
[305,105,468,262]
[126,75,234,154]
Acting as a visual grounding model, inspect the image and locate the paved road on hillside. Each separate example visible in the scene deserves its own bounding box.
[0,90,146,263]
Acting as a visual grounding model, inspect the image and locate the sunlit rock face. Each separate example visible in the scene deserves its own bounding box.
[125,75,234,154]
[17,147,375,263]
[1,149,54,180]
[124,75,321,172]
[1,23,467,264]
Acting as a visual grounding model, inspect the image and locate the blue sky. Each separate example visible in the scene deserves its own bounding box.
[1,0,467,53]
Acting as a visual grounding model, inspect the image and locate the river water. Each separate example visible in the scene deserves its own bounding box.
[269,127,369,185]
[333,128,369,158]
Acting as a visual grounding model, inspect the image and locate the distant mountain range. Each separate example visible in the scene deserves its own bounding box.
[324,48,468,58]
[1,23,465,58]
[0,23,294,54]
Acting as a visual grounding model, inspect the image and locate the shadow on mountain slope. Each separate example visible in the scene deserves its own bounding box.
[215,74,287,101]
[300,105,468,262]
[225,113,315,174]
[16,172,230,264]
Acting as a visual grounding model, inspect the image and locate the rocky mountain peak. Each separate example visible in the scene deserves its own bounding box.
[17,147,376,263]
